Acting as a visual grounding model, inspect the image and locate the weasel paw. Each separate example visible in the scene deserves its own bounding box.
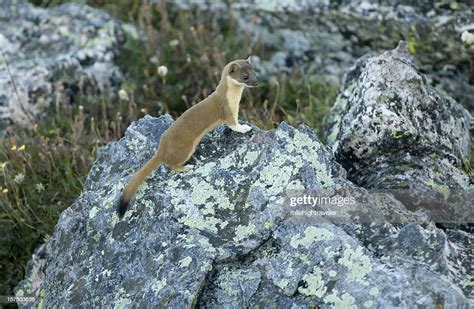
[229,124,252,134]
[172,164,194,172]
[239,124,252,133]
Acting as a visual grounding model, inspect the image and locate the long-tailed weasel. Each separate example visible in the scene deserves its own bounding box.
[117,57,258,218]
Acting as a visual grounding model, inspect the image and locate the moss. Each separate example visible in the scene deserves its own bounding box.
[93,233,100,242]
[37,289,46,309]
[426,179,450,200]
[390,130,412,140]
[264,221,273,229]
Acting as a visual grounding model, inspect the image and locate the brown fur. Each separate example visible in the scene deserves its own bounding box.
[117,58,258,218]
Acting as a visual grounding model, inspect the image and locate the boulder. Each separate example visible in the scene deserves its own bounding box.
[0,0,125,131]
[325,41,472,225]
[15,115,472,307]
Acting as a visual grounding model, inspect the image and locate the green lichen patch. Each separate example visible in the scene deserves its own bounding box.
[298,267,326,297]
[290,226,332,249]
[338,245,372,284]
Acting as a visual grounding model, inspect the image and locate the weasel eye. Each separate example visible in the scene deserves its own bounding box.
[243,75,249,80]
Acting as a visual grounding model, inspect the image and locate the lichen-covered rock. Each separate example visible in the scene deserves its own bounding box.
[325,41,472,225]
[15,115,472,307]
[0,0,124,131]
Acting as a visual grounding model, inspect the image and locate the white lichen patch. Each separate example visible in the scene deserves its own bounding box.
[298,267,326,297]
[194,162,216,178]
[264,221,273,229]
[369,287,379,296]
[202,202,215,215]
[243,150,260,166]
[218,152,235,169]
[256,152,294,196]
[216,269,260,297]
[234,223,256,242]
[297,253,310,264]
[286,180,305,191]
[293,129,321,153]
[290,226,332,249]
[339,245,372,284]
[325,247,336,258]
[125,133,147,151]
[179,214,222,234]
[325,291,357,309]
[276,278,290,289]
[198,237,217,253]
[88,207,99,219]
[152,279,167,293]
[114,297,132,309]
[190,180,214,205]
[178,256,192,268]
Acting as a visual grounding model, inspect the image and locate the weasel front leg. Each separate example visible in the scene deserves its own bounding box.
[226,113,252,133]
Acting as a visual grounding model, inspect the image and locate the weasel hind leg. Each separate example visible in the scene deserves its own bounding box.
[171,164,194,172]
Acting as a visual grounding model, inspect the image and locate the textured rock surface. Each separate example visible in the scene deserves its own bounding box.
[0,0,124,130]
[170,0,474,111]
[16,115,472,307]
[325,41,472,224]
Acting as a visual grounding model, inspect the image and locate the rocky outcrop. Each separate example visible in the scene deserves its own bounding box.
[0,0,125,131]
[15,115,472,307]
[325,41,472,225]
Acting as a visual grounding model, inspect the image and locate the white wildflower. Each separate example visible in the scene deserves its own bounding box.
[461,31,474,46]
[169,39,180,48]
[118,89,129,101]
[14,173,25,184]
[157,65,168,78]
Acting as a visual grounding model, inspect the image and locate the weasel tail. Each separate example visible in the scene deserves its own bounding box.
[117,152,162,218]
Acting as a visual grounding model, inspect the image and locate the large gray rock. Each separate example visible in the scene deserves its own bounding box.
[0,0,124,130]
[15,115,472,307]
[325,41,472,224]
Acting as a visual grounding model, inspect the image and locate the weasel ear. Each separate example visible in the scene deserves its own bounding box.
[247,56,252,64]
[228,63,239,74]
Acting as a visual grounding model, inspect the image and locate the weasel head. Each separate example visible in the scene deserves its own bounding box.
[226,56,259,88]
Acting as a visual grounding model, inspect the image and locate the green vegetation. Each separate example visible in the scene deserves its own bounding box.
[0,1,337,295]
